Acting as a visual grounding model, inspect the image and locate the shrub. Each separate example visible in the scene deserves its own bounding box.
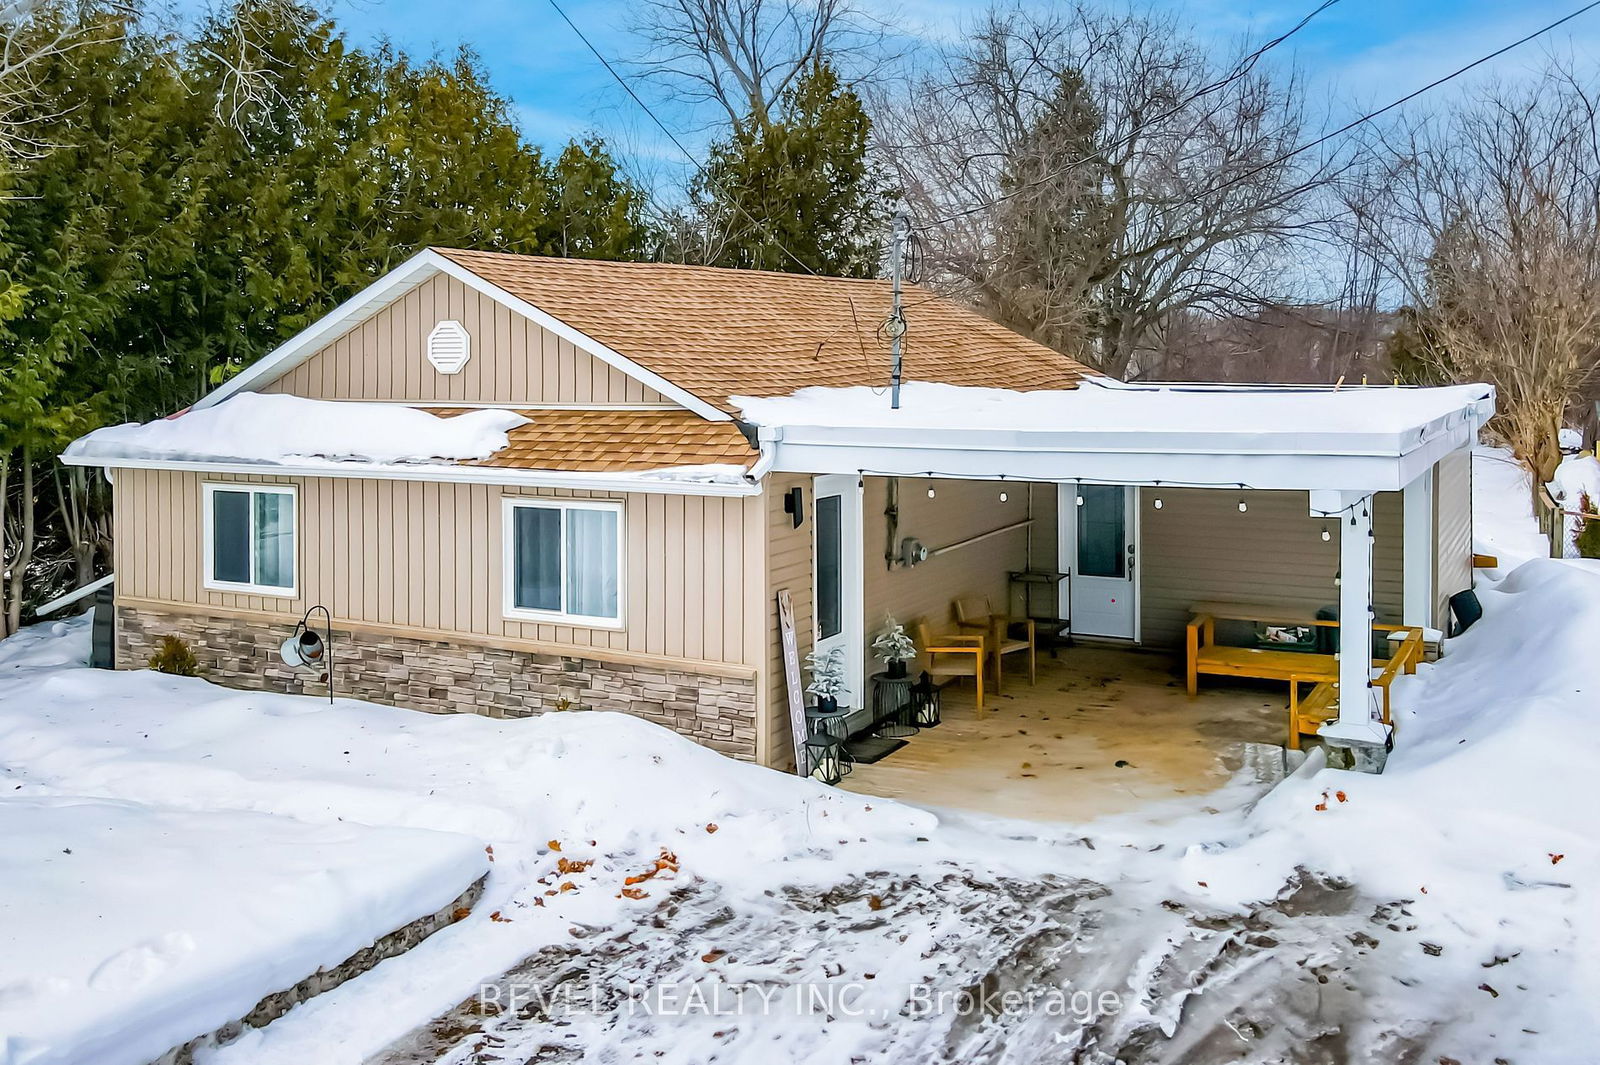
[1576,492,1600,559]
[148,634,200,676]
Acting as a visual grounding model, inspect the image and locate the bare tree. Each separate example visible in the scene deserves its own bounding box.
[873,4,1347,379]
[630,0,887,127]
[0,0,94,159]
[1372,63,1600,484]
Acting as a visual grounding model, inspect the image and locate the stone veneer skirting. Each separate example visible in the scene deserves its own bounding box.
[117,605,759,761]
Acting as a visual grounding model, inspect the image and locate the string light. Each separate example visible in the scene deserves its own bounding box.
[999,491,1008,502]
[1321,525,1331,541]
[1153,497,1164,509]
[1238,498,1248,513]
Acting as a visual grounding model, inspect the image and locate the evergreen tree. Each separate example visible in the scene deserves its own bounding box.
[686,63,890,277]
[0,0,653,627]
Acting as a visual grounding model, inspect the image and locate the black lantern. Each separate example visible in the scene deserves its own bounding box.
[912,671,941,727]
[804,735,844,785]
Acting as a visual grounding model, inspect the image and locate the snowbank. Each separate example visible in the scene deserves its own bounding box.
[62,394,527,466]
[1472,446,1549,571]
[734,379,1491,437]
[0,621,943,1064]
[0,797,485,1065]
[1182,556,1600,1061]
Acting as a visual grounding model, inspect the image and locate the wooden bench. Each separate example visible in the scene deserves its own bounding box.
[1186,606,1424,696]
[1287,627,1424,749]
[1186,609,1339,696]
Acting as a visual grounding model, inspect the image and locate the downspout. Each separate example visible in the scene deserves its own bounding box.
[744,428,779,484]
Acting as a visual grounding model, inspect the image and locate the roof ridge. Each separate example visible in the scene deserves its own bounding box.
[431,246,903,289]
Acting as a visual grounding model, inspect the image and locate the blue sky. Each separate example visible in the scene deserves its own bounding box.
[326,0,1600,164]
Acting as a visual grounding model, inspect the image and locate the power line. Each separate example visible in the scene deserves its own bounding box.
[1193,0,1600,207]
[908,0,1600,311]
[919,0,1343,229]
[542,0,821,275]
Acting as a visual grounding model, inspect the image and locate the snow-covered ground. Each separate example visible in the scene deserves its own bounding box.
[0,796,484,1065]
[0,624,490,1065]
[2,444,1596,1064]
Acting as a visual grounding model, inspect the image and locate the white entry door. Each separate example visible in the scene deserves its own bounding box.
[812,475,865,706]
[1061,484,1138,640]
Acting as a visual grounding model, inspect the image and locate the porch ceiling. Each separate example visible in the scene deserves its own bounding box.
[743,380,1496,493]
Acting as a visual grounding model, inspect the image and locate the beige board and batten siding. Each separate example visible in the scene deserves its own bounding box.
[1137,488,1404,649]
[763,472,814,771]
[113,468,765,671]
[259,273,670,406]
[1432,449,1473,625]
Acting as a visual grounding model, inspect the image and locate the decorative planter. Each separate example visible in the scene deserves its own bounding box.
[886,659,908,679]
[817,695,839,714]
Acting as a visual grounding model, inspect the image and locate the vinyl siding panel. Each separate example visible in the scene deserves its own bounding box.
[763,473,813,771]
[115,468,759,670]
[259,274,670,406]
[1138,488,1404,649]
[1433,449,1474,625]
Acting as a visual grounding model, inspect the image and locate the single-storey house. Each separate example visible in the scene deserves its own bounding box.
[63,248,1494,770]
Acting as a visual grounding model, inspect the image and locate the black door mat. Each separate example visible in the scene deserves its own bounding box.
[844,736,907,764]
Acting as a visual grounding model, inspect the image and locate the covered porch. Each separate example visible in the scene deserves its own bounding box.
[836,644,1292,822]
[749,379,1494,791]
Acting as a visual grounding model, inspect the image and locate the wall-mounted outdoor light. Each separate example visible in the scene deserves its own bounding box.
[783,486,805,528]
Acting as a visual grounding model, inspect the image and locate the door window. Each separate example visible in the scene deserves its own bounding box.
[1077,485,1126,578]
[816,494,842,639]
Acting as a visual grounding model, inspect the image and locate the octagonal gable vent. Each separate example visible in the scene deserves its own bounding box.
[427,319,471,375]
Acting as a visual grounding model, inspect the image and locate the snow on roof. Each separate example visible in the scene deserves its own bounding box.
[64,394,527,467]
[735,379,1494,444]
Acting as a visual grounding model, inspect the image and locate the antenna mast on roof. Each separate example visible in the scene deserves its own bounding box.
[886,209,908,410]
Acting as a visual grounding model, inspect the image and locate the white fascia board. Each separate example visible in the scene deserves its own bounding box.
[196,249,731,424]
[427,254,731,423]
[60,454,762,498]
[758,390,1491,493]
[197,250,443,409]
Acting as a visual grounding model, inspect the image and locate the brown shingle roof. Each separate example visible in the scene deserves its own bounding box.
[429,408,757,473]
[433,248,1093,413]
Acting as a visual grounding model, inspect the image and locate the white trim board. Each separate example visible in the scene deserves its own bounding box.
[195,249,730,423]
[62,454,763,498]
[201,482,300,598]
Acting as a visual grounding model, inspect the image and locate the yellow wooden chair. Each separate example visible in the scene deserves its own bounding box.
[953,596,1036,694]
[914,619,986,713]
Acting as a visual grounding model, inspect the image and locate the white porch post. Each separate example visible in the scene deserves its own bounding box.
[1402,469,1434,629]
[1322,492,1388,747]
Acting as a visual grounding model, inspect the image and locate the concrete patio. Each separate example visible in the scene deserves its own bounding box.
[837,645,1295,823]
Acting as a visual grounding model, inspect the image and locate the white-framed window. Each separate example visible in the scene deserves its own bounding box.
[502,498,624,627]
[202,483,298,596]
